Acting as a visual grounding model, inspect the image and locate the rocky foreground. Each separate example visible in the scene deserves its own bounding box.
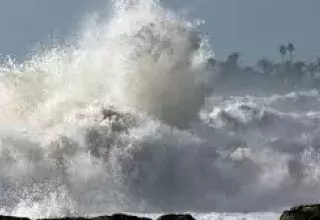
[0,214,195,220]
[1,205,320,220]
[280,204,320,220]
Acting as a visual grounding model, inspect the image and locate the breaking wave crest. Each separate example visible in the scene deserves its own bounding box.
[0,0,320,218]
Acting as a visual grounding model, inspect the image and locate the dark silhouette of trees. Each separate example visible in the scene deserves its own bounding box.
[316,58,320,69]
[257,58,273,74]
[226,52,240,69]
[308,63,317,78]
[293,61,305,75]
[208,42,320,89]
[206,58,216,67]
[280,44,287,63]
[287,43,295,63]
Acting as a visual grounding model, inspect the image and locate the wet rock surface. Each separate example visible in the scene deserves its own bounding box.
[0,214,193,220]
[280,204,320,220]
[3,205,320,220]
[156,214,196,220]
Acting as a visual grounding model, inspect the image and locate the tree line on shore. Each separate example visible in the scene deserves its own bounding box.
[208,43,320,88]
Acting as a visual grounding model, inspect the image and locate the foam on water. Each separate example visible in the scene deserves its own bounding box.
[0,0,319,219]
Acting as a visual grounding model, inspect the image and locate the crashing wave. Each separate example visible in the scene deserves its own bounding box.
[1,0,320,218]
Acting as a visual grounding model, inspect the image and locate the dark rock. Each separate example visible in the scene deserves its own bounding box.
[280,204,320,220]
[157,214,196,220]
[0,216,29,220]
[106,214,151,220]
[0,214,196,220]
[44,218,88,220]
[47,213,152,220]
[0,214,153,220]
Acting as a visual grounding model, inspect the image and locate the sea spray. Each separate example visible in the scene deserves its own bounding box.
[0,0,212,216]
[0,0,320,218]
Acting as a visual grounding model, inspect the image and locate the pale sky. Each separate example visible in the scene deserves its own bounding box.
[0,0,319,64]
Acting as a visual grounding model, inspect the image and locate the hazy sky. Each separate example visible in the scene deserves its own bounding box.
[0,0,319,64]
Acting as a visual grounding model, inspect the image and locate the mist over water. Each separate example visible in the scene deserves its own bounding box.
[0,0,319,219]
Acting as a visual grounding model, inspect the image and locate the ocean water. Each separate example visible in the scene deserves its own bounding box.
[0,0,318,219]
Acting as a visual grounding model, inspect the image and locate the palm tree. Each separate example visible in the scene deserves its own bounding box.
[280,44,287,63]
[287,43,295,63]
